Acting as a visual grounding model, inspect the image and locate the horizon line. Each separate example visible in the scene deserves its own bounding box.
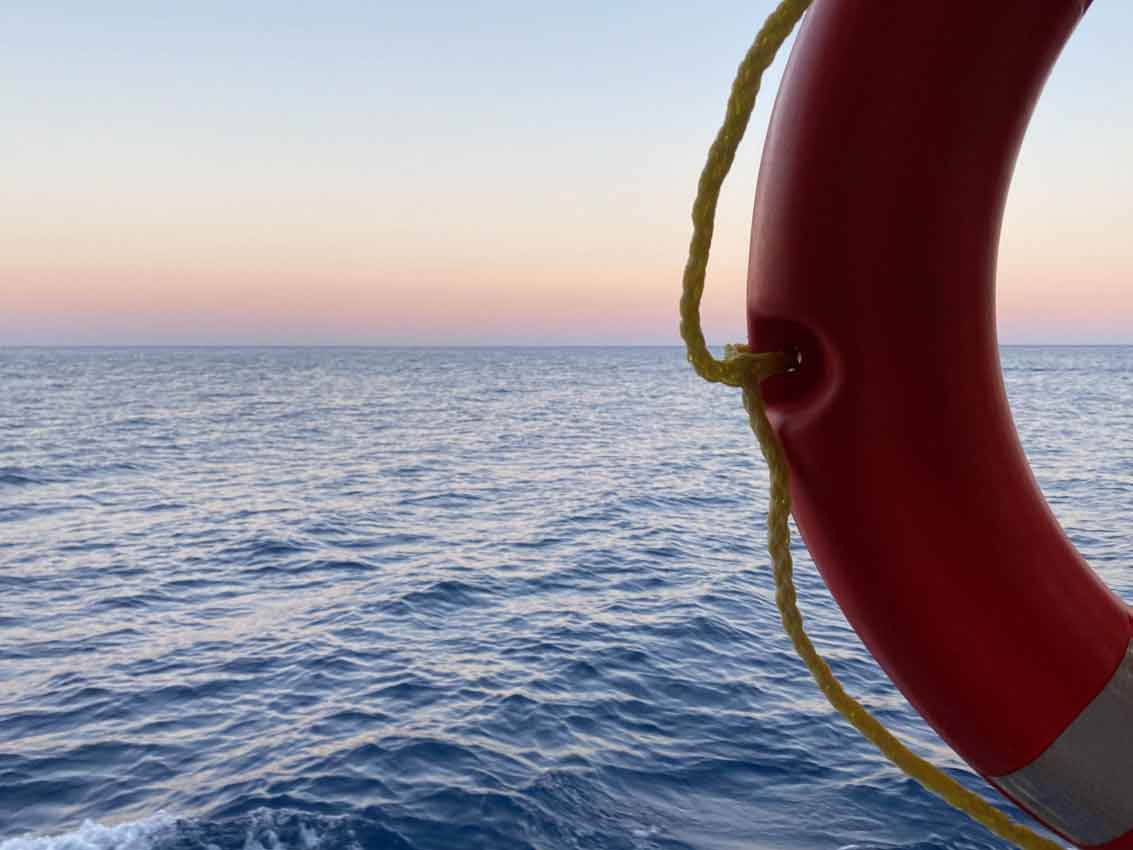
[4,342,1133,350]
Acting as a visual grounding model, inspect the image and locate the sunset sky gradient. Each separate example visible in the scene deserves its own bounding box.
[3,1,1132,345]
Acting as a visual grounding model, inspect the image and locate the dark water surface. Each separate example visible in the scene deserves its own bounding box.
[2,347,1131,850]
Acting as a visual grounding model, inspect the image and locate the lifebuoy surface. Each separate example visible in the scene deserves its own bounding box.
[746,2,1132,847]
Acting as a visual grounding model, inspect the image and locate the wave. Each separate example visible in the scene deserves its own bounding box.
[0,814,175,850]
[0,812,333,850]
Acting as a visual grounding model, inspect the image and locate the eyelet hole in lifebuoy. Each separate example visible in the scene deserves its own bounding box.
[748,314,828,409]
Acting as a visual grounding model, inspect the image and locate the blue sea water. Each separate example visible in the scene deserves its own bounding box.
[1,346,1131,850]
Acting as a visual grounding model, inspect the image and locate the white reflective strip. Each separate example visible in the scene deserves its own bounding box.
[994,643,1133,847]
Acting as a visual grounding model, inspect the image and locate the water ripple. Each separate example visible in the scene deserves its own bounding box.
[1,347,1128,849]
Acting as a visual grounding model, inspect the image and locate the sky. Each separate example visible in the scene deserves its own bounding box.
[2,1,1131,346]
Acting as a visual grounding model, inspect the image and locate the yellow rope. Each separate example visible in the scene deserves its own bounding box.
[680,5,1065,849]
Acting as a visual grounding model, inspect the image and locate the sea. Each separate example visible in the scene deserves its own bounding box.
[1,346,1130,850]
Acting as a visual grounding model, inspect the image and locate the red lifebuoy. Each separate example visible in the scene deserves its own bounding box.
[747,1,1131,847]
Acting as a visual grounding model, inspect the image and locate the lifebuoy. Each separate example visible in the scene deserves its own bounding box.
[747,1,1131,847]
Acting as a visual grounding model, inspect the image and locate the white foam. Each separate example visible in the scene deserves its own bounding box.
[297,825,319,850]
[239,812,322,850]
[0,814,176,850]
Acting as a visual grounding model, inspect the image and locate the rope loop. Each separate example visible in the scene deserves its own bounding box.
[693,345,791,388]
[678,3,1066,849]
[678,0,814,389]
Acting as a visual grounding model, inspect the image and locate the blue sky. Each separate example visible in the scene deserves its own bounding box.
[2,1,1131,344]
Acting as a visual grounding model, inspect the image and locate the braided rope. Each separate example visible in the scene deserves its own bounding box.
[681,4,1065,849]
